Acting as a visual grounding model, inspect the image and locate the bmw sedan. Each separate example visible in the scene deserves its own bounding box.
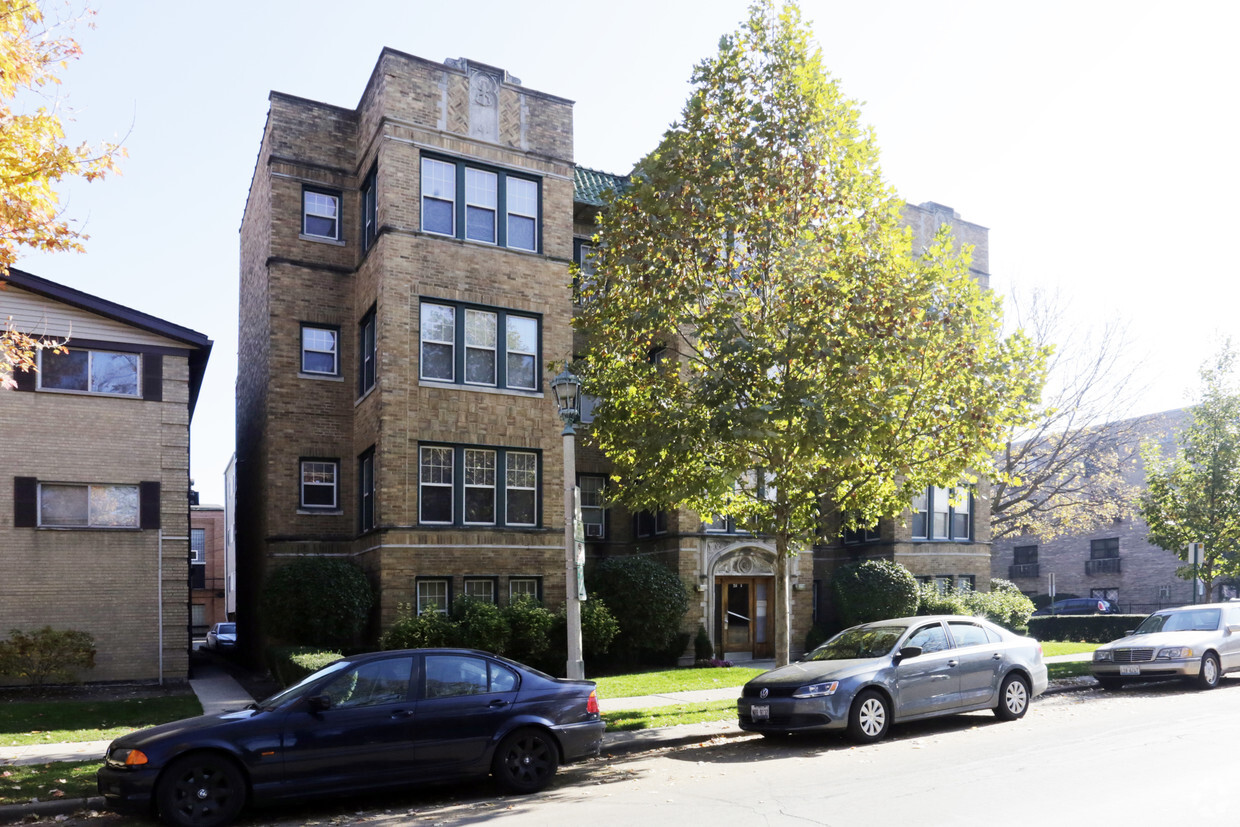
[1090,602,1240,690]
[97,649,605,827]
[737,615,1048,743]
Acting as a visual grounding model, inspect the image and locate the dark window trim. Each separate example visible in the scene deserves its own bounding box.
[418,298,542,393]
[358,306,376,397]
[299,457,340,511]
[507,575,543,604]
[911,486,973,542]
[20,479,156,530]
[420,151,543,253]
[300,322,341,377]
[360,164,378,253]
[1090,537,1120,559]
[1013,545,1038,565]
[301,184,343,242]
[358,447,376,534]
[415,576,453,615]
[417,442,542,529]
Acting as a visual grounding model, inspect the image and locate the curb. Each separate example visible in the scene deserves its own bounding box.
[0,795,105,824]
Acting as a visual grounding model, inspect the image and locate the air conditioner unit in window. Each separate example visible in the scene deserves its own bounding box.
[585,523,603,539]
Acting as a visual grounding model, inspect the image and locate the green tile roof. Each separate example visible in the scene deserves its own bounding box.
[574,166,629,207]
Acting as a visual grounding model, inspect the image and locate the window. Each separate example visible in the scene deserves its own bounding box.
[509,577,540,601]
[419,446,454,524]
[190,528,206,563]
[416,578,450,615]
[419,301,541,392]
[506,452,538,526]
[1090,538,1120,559]
[420,155,540,251]
[302,189,340,240]
[361,166,377,252]
[300,460,338,509]
[935,575,955,593]
[843,519,880,544]
[635,509,668,538]
[579,475,606,539]
[1158,585,1172,600]
[40,348,139,396]
[948,621,988,647]
[911,486,972,541]
[358,307,376,396]
[573,238,597,304]
[906,623,951,654]
[464,578,496,603]
[424,654,517,698]
[464,449,496,524]
[957,575,975,591]
[419,444,540,528]
[322,656,413,709]
[358,448,375,533]
[39,483,139,528]
[1014,545,1038,565]
[301,325,338,375]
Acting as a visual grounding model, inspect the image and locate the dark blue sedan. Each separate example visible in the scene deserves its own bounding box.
[97,649,604,827]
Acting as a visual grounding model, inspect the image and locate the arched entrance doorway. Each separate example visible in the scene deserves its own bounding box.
[710,548,775,660]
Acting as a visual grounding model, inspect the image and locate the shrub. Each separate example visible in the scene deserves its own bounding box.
[267,646,342,687]
[589,556,689,662]
[0,627,96,687]
[379,604,455,650]
[962,587,1036,632]
[693,625,713,661]
[1028,614,1144,643]
[450,597,510,653]
[916,583,968,616]
[262,557,374,648]
[580,598,619,659]
[503,596,556,664]
[804,623,835,652]
[830,560,918,627]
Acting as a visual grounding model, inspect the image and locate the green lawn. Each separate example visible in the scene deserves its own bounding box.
[0,761,99,807]
[1040,641,1099,657]
[604,699,736,732]
[0,695,202,747]
[593,667,765,699]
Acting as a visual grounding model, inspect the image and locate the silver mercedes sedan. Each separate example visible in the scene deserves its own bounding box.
[737,615,1048,743]
[1090,602,1240,690]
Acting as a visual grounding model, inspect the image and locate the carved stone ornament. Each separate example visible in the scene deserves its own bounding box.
[470,70,499,107]
[713,549,774,577]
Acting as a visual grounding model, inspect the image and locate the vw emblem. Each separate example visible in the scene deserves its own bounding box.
[760,688,769,699]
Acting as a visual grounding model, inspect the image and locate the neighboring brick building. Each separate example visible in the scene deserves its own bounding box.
[190,505,228,636]
[991,409,1218,613]
[1,268,211,683]
[236,49,999,665]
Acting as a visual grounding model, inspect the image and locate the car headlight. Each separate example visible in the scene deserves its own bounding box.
[106,748,149,768]
[792,681,839,698]
[1093,650,1113,662]
[1156,647,1194,660]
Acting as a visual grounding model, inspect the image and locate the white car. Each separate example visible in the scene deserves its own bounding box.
[205,622,237,652]
[1091,602,1240,690]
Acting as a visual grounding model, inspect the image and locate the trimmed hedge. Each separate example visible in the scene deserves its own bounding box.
[267,646,342,687]
[831,560,919,627]
[1028,615,1145,643]
[261,557,374,649]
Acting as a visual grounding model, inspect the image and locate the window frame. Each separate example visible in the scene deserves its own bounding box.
[1090,537,1120,559]
[416,577,452,616]
[360,165,377,252]
[299,458,339,511]
[578,474,606,539]
[38,347,141,398]
[358,447,375,533]
[300,323,340,376]
[418,443,542,529]
[190,527,206,564]
[508,576,542,603]
[302,186,342,241]
[420,153,542,253]
[358,306,376,397]
[38,482,141,529]
[1013,545,1038,566]
[419,299,542,393]
[911,486,973,542]
[463,577,499,604]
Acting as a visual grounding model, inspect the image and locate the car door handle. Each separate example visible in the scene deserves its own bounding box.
[489,699,510,709]
[947,660,958,667]
[390,709,415,719]
[992,653,1003,660]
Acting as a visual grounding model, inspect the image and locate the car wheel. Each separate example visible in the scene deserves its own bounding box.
[1195,653,1221,690]
[1096,677,1123,691]
[846,690,890,744]
[155,752,246,827]
[492,728,559,794]
[993,673,1030,720]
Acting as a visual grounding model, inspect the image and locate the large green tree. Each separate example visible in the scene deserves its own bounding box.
[575,1,1046,665]
[1141,341,1240,602]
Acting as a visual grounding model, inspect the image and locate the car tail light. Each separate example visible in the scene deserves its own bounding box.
[587,690,599,715]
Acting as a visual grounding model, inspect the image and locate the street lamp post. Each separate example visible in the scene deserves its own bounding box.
[551,367,585,680]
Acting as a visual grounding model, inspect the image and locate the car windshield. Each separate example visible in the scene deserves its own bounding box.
[255,659,350,710]
[804,625,906,661]
[1135,609,1221,634]
[217,623,235,635]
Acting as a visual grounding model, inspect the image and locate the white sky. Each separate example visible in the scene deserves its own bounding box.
[13,0,1239,506]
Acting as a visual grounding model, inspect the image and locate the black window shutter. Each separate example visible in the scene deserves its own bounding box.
[142,354,163,402]
[14,477,37,527]
[140,481,161,529]
[13,367,35,392]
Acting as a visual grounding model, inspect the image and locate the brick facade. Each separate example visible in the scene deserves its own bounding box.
[190,506,228,634]
[1,269,210,684]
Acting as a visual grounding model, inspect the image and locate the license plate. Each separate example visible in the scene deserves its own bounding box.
[1120,665,1140,676]
[751,704,770,721]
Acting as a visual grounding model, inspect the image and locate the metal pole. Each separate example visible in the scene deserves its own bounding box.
[563,424,584,680]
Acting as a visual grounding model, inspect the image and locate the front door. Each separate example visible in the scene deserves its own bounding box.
[716,578,773,660]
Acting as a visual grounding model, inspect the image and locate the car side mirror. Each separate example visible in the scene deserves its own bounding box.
[307,695,331,713]
[893,646,922,664]
[1228,624,1240,634]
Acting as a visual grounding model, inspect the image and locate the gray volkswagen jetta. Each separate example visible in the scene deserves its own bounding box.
[738,615,1048,743]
